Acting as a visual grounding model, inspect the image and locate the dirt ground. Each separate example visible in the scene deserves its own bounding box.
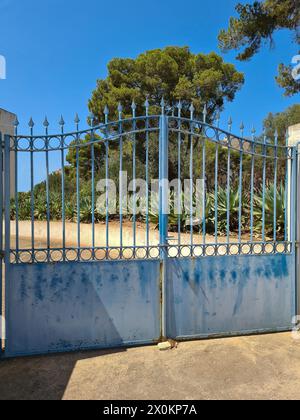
[1,333,300,400]
[10,220,277,253]
[10,220,247,249]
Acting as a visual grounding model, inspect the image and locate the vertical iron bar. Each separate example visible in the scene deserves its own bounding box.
[145,100,150,249]
[44,120,51,259]
[273,131,278,242]
[190,105,194,246]
[4,134,11,353]
[285,131,289,242]
[291,146,297,253]
[214,141,219,245]
[14,122,19,261]
[292,145,299,318]
[118,105,123,255]
[262,131,267,242]
[177,103,182,246]
[226,121,232,248]
[159,114,169,248]
[4,134,11,265]
[238,140,244,243]
[90,117,95,253]
[132,102,137,252]
[202,137,206,245]
[250,130,255,242]
[29,122,34,262]
[75,116,81,259]
[104,108,109,253]
[60,119,66,261]
[202,106,207,246]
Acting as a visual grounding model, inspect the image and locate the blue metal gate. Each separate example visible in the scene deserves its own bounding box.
[0,100,297,357]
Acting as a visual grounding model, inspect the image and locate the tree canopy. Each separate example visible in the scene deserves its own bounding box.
[88,46,244,122]
[218,0,300,96]
[263,103,300,141]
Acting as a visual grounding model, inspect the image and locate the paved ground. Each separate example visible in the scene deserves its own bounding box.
[1,333,300,400]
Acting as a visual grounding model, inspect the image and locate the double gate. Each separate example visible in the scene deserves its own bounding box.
[0,100,297,357]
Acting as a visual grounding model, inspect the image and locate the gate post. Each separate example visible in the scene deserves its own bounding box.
[288,124,300,317]
[0,110,15,354]
[159,108,169,340]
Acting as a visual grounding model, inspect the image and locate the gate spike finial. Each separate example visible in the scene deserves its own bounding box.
[43,116,49,128]
[203,104,207,122]
[274,129,278,145]
[131,100,136,117]
[59,115,65,127]
[228,117,233,131]
[177,100,182,117]
[251,126,256,136]
[144,97,150,116]
[240,122,245,133]
[89,113,95,127]
[28,117,35,128]
[14,116,19,127]
[189,103,195,120]
[161,97,165,114]
[104,105,109,123]
[262,127,267,145]
[74,113,80,124]
[118,102,123,118]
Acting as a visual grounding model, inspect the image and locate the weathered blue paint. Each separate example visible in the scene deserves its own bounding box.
[166,254,295,339]
[5,260,161,357]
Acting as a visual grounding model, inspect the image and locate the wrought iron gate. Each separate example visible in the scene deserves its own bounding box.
[0,99,297,357]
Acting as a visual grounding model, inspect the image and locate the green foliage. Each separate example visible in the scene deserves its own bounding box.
[277,61,300,97]
[209,187,245,234]
[218,0,300,96]
[146,189,235,234]
[147,191,193,231]
[88,46,244,121]
[263,104,300,143]
[253,183,286,237]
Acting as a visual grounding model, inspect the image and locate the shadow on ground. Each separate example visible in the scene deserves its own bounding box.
[1,333,300,400]
[0,347,127,400]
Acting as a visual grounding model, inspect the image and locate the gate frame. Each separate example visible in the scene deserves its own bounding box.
[0,103,299,357]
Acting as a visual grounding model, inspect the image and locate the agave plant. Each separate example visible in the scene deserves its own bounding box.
[17,193,32,220]
[144,191,188,230]
[209,187,246,234]
[253,183,285,238]
[144,190,213,233]
[65,200,76,222]
[34,198,48,221]
[49,192,62,220]
[75,197,93,224]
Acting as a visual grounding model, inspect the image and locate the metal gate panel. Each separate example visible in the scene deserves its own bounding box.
[1,100,298,358]
[5,259,161,357]
[166,254,295,339]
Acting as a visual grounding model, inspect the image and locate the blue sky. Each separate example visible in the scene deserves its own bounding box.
[0,0,299,189]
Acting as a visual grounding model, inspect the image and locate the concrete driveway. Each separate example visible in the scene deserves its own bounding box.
[1,333,300,400]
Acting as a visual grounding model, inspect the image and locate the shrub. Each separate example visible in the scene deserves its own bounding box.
[253,183,285,238]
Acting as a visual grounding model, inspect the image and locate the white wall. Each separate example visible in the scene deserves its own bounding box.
[0,108,16,198]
